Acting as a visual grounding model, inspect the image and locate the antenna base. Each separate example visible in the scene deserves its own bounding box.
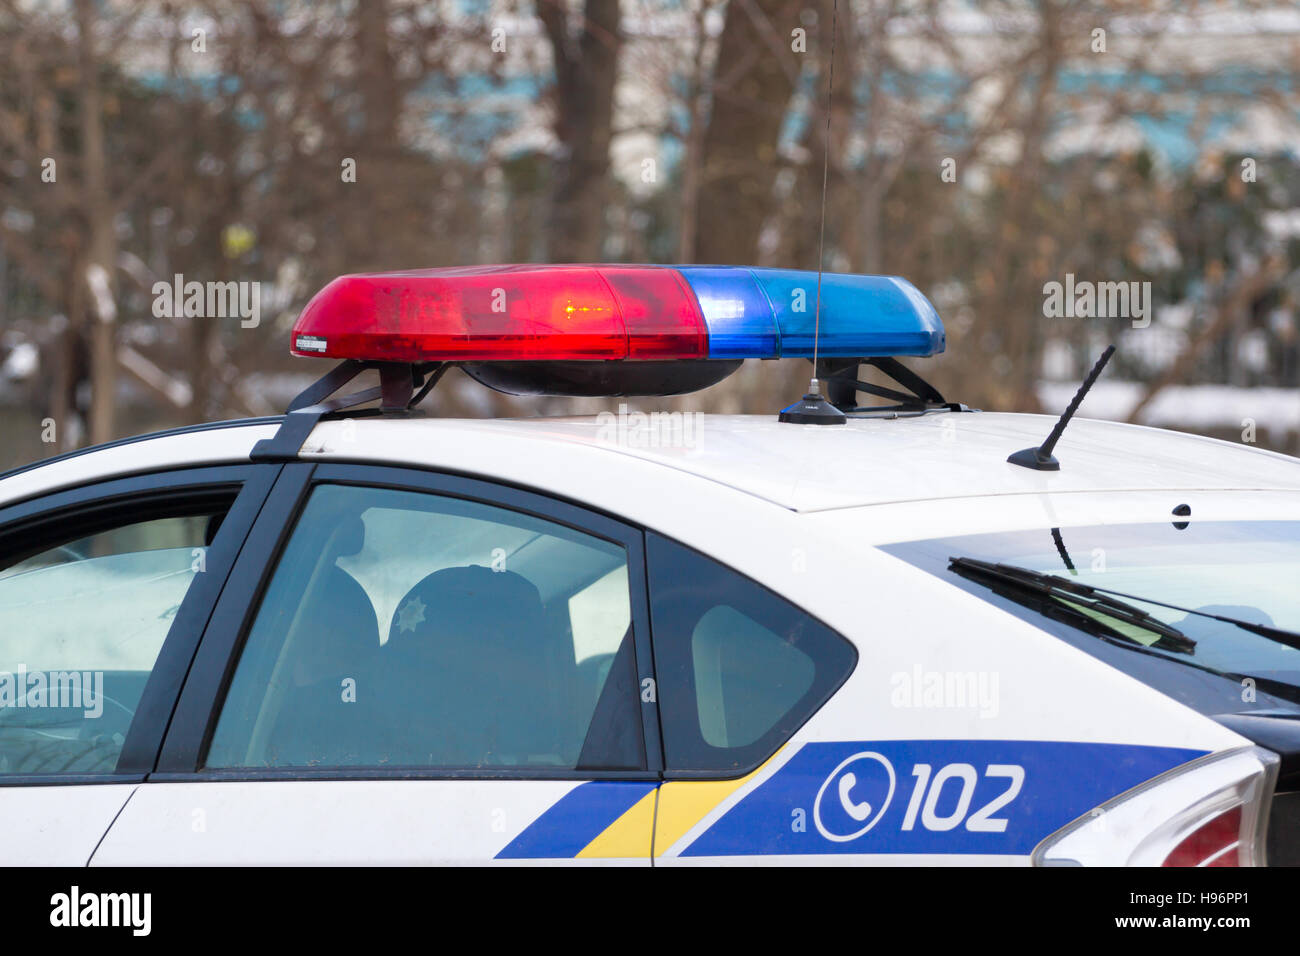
[1007,446,1060,471]
[779,392,847,425]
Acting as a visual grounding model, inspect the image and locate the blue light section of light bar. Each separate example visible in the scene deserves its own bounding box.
[676,267,779,359]
[746,269,946,357]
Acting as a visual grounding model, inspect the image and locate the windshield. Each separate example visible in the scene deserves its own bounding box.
[886,520,1300,716]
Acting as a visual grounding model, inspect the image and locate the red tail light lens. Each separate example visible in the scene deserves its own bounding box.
[1161,806,1243,867]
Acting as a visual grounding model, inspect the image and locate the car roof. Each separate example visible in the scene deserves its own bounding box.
[5,411,1300,515]
[346,411,1300,512]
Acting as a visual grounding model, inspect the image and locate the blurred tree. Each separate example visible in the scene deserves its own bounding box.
[537,0,623,262]
[2,0,1300,466]
[75,0,120,444]
[693,0,803,265]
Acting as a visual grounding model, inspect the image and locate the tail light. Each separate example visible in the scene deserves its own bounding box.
[1033,747,1279,867]
[1162,806,1242,867]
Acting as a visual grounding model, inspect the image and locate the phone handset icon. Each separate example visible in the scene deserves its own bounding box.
[838,772,873,822]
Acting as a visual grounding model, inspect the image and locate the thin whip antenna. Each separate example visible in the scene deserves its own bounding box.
[777,0,847,424]
[774,0,847,426]
[810,0,839,389]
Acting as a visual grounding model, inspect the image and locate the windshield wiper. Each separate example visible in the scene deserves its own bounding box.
[950,557,1300,654]
[948,557,1197,653]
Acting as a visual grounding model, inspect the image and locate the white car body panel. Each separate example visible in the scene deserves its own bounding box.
[293,413,1300,512]
[0,784,137,866]
[814,489,1300,546]
[0,422,279,510]
[91,780,652,866]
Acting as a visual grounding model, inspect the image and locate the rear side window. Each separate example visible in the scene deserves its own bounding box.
[646,533,856,775]
[206,483,645,771]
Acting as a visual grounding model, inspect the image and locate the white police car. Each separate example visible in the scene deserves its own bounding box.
[2,264,1298,867]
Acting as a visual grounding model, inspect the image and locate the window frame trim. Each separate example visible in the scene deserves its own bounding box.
[158,462,665,781]
[0,463,278,786]
[148,767,660,783]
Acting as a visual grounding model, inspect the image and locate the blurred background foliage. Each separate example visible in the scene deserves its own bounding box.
[1,0,1299,469]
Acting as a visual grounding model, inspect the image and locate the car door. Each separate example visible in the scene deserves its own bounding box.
[642,533,860,864]
[92,463,662,864]
[0,464,275,865]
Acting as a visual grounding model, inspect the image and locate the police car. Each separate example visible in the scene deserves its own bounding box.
[2,264,1298,867]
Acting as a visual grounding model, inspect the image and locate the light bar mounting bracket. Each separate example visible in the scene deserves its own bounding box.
[250,360,450,462]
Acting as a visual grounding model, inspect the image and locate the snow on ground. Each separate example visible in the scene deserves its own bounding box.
[1038,380,1300,433]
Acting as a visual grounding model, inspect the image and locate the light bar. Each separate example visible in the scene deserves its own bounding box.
[290,264,945,363]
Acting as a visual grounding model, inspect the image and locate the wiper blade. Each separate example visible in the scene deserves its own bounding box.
[952,556,1300,653]
[948,556,1198,653]
[1214,617,1300,650]
[1055,571,1300,652]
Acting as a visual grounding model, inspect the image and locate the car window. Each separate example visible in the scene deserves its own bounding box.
[206,482,644,771]
[646,533,857,775]
[0,511,224,775]
[886,519,1300,718]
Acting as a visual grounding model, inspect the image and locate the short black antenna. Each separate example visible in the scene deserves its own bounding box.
[1050,527,1078,575]
[779,0,845,426]
[1008,344,1115,471]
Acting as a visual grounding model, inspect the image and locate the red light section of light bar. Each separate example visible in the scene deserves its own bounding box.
[290,265,707,362]
[600,266,707,359]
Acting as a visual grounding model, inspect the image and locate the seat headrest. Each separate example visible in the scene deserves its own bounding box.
[292,565,380,680]
[388,564,543,647]
[330,515,366,558]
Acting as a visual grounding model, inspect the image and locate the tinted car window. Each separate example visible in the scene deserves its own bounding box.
[207,483,644,771]
[0,512,222,774]
[646,533,856,775]
[886,520,1300,718]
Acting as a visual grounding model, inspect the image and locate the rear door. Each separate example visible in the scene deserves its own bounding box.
[93,464,661,864]
[0,464,275,864]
